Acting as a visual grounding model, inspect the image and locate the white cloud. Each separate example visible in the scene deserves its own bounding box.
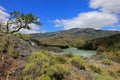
[54,11,118,30]
[0,6,9,23]
[19,29,46,34]
[90,0,120,13]
[53,0,120,30]
[19,23,42,34]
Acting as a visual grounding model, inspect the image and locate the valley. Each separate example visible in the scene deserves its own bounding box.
[31,28,120,47]
[0,28,120,80]
[0,0,120,79]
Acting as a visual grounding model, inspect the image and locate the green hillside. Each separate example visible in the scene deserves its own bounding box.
[78,34,120,63]
[31,28,120,47]
[78,34,120,53]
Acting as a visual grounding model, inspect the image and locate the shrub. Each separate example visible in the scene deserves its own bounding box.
[89,65,101,74]
[7,45,19,59]
[20,51,72,80]
[46,64,70,80]
[28,51,49,63]
[21,34,31,41]
[67,56,85,70]
[63,53,73,58]
[93,73,116,80]
[13,33,31,41]
[0,35,19,59]
[0,36,8,51]
[53,55,66,64]
[97,45,106,53]
[22,51,50,79]
[107,55,120,63]
[36,74,51,80]
[102,59,113,65]
[108,69,120,79]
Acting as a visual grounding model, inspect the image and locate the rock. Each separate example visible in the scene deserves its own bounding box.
[10,36,39,58]
[40,46,63,53]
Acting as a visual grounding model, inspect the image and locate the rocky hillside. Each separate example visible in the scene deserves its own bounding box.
[0,34,39,59]
[31,28,120,47]
[78,34,120,51]
[10,36,39,58]
[0,34,39,80]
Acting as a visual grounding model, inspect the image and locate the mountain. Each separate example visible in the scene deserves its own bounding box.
[78,34,120,63]
[78,34,120,53]
[31,28,120,47]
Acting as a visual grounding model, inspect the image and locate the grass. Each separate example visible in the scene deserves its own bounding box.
[102,59,113,65]
[107,56,120,63]
[89,65,101,74]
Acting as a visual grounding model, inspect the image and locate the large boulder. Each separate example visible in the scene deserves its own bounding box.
[10,36,39,58]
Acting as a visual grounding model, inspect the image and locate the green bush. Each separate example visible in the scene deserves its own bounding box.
[107,56,120,63]
[93,73,116,80]
[13,33,31,41]
[108,69,120,79]
[0,35,19,59]
[53,55,66,64]
[21,51,71,80]
[63,53,73,58]
[46,64,70,80]
[67,56,85,70]
[0,36,8,50]
[8,45,19,59]
[102,59,113,65]
[22,51,50,79]
[89,65,101,74]
[36,74,51,80]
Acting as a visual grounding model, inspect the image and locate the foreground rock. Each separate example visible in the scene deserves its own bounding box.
[10,36,39,58]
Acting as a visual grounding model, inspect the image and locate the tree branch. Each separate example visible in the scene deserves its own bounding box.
[6,20,10,34]
[10,27,23,34]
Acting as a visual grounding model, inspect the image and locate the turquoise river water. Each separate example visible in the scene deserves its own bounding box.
[63,48,96,58]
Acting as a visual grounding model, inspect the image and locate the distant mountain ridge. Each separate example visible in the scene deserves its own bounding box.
[31,28,120,47]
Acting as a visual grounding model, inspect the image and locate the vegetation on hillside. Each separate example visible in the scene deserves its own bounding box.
[78,34,120,63]
[18,51,85,80]
[31,28,120,48]
[78,34,120,51]
[17,51,120,80]
[0,33,120,80]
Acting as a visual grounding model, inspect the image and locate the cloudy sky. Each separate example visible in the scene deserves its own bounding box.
[0,0,120,33]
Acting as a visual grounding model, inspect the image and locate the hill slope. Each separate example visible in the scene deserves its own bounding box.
[78,34,120,56]
[31,28,120,47]
[78,34,120,63]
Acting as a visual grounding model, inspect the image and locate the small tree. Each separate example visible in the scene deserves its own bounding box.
[0,10,41,64]
[4,10,41,34]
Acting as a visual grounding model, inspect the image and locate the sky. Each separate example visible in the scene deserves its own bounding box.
[0,0,120,33]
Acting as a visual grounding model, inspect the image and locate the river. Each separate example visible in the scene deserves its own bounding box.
[63,48,96,58]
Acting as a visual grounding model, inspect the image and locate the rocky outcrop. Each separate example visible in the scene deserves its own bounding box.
[10,36,39,58]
